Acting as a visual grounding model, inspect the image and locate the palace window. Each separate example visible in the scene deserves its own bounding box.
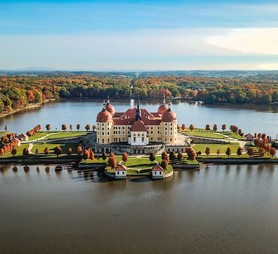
[102,132,104,135]
[133,137,136,142]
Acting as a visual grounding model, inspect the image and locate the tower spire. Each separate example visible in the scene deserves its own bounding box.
[136,95,141,121]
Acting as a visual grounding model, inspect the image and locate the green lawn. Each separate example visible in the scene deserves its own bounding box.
[193,143,240,154]
[181,129,227,139]
[0,144,29,158]
[26,131,87,141]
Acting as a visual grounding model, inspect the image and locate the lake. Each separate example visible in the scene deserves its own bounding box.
[1,99,278,137]
[1,100,278,253]
[0,164,278,253]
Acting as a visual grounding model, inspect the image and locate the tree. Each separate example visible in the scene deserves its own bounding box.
[54,146,62,157]
[102,152,107,160]
[67,147,72,156]
[77,124,80,131]
[62,124,67,131]
[225,147,231,157]
[205,147,210,157]
[161,151,169,162]
[44,147,49,155]
[186,148,196,160]
[205,124,210,132]
[83,149,90,160]
[270,147,276,157]
[46,124,51,132]
[169,151,176,161]
[237,147,242,157]
[213,124,218,132]
[160,160,168,170]
[178,152,183,161]
[258,147,265,157]
[196,151,202,157]
[216,149,221,157]
[70,124,73,131]
[23,147,29,156]
[149,152,156,162]
[85,124,91,132]
[108,154,117,169]
[35,148,39,156]
[122,152,128,164]
[222,124,226,132]
[76,145,83,155]
[92,125,96,132]
[90,150,95,160]
[11,148,17,156]
[189,124,194,131]
[247,148,254,157]
[181,124,186,131]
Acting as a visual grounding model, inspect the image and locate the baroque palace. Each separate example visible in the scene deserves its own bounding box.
[95,99,187,154]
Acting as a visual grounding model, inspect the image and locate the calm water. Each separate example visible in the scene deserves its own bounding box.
[1,100,278,253]
[1,99,278,137]
[0,164,278,253]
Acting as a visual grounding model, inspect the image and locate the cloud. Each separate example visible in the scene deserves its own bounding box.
[204,28,278,55]
[257,63,278,70]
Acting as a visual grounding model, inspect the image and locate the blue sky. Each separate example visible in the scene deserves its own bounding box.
[0,0,278,70]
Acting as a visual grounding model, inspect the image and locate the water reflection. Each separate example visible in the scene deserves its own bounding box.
[12,165,18,173]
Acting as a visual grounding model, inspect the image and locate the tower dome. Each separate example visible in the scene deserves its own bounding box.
[97,108,113,123]
[162,108,177,122]
[158,103,169,114]
[158,96,169,114]
[105,102,115,116]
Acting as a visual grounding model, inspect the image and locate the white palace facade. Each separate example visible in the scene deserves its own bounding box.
[96,99,178,146]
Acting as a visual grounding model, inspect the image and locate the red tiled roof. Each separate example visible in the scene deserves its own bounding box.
[152,165,164,171]
[115,164,127,171]
[130,120,147,132]
[112,107,161,126]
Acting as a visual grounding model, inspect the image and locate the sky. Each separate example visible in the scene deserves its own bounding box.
[0,0,278,71]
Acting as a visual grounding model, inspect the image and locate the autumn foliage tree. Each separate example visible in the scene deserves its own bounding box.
[237,147,243,157]
[181,124,186,131]
[205,147,210,157]
[160,160,168,170]
[169,151,176,161]
[54,146,62,157]
[189,124,194,131]
[222,124,226,132]
[77,124,80,131]
[76,145,83,155]
[161,151,169,162]
[205,124,210,132]
[213,124,218,132]
[216,149,221,157]
[225,147,231,157]
[90,150,95,160]
[122,152,128,164]
[44,147,49,155]
[11,148,17,156]
[149,152,156,162]
[62,124,67,131]
[178,152,183,161]
[102,152,107,160]
[85,124,91,132]
[247,148,254,157]
[186,147,196,160]
[258,148,265,157]
[67,147,72,156]
[46,124,51,132]
[270,147,276,157]
[108,153,117,169]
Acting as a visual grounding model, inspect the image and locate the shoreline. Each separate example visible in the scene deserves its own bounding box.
[0,99,56,119]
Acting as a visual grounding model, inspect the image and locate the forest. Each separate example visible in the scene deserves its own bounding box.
[1,72,278,114]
